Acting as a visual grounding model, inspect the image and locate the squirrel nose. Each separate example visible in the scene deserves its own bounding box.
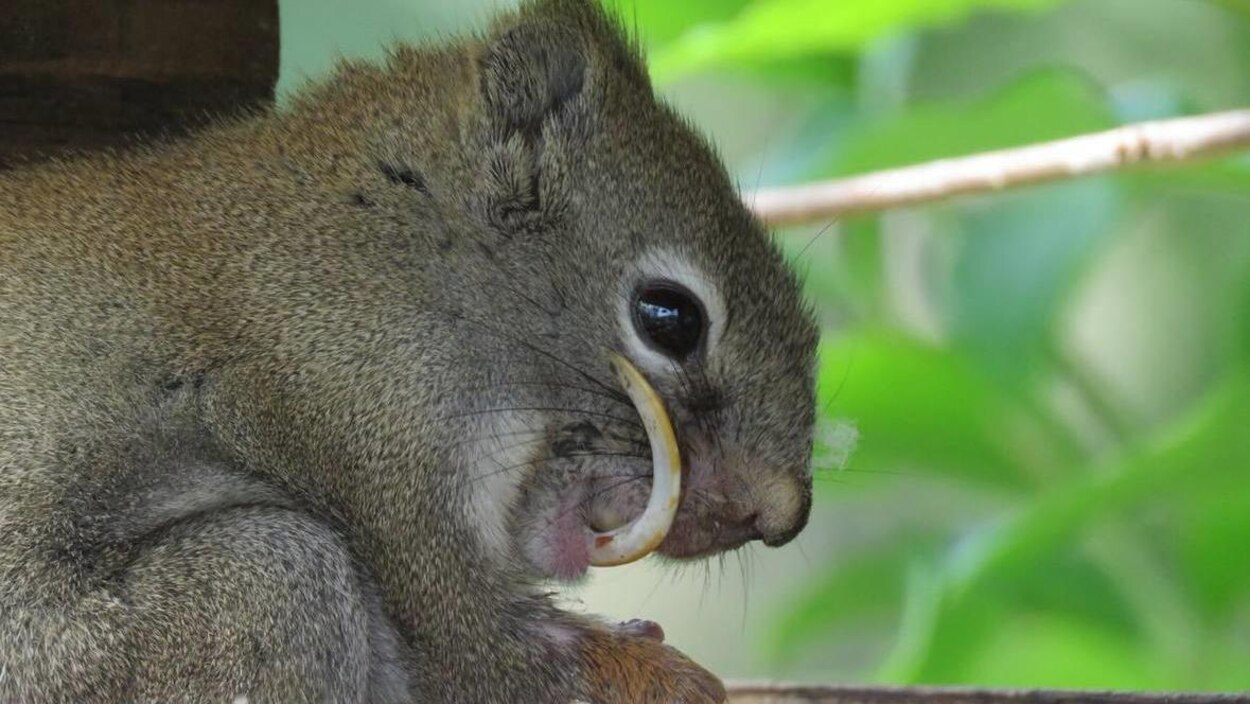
[752,475,812,548]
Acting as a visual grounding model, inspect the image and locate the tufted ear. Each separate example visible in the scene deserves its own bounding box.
[472,9,596,237]
[479,16,587,141]
[471,1,648,236]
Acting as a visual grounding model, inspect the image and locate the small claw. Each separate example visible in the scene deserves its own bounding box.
[617,619,665,642]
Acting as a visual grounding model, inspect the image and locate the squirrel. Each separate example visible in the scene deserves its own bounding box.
[0,0,818,701]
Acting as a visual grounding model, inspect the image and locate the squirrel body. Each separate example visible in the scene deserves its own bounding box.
[0,1,818,701]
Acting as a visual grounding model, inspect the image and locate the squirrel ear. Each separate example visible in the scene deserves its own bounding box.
[479,18,587,137]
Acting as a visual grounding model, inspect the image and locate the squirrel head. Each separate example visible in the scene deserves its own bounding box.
[272,0,819,580]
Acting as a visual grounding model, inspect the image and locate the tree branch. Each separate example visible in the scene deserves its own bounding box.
[746,110,1250,227]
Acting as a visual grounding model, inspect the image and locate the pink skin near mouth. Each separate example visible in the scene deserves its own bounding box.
[528,448,757,580]
[532,483,594,581]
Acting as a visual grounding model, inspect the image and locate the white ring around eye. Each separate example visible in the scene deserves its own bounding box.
[617,248,725,376]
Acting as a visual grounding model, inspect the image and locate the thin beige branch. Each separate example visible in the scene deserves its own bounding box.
[746,110,1250,227]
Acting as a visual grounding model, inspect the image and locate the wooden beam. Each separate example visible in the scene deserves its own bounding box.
[727,684,1250,704]
[0,0,279,168]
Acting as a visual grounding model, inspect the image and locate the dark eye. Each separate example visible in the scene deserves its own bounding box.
[631,281,705,360]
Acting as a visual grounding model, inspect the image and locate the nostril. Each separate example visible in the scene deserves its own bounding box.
[741,512,764,541]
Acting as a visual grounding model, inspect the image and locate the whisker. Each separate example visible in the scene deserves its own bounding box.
[471,450,651,487]
[816,466,916,478]
[439,405,643,429]
[823,346,856,414]
[531,470,658,529]
[641,567,667,609]
[717,552,727,597]
[462,430,650,469]
[443,426,548,451]
[793,216,840,263]
[699,559,711,613]
[447,379,637,409]
[734,548,749,634]
[451,314,627,401]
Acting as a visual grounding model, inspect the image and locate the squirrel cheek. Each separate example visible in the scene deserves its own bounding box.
[460,410,545,563]
[520,483,593,581]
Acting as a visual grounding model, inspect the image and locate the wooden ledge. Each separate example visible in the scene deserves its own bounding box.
[726,684,1250,704]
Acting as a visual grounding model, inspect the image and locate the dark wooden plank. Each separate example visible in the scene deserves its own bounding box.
[727,685,1250,704]
[0,0,278,168]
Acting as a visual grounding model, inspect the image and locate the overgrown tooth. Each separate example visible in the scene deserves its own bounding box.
[586,354,682,567]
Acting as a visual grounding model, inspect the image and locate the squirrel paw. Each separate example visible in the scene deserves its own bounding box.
[576,623,727,704]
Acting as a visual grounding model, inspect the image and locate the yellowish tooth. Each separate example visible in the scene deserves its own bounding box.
[587,354,683,567]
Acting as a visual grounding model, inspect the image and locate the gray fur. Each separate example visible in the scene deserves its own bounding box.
[0,1,817,701]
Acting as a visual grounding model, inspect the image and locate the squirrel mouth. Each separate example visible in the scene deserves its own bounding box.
[582,354,682,567]
[515,354,714,580]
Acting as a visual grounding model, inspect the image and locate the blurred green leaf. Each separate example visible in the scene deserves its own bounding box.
[955,613,1175,688]
[1173,480,1250,620]
[1130,156,1250,196]
[993,552,1142,638]
[649,0,1073,81]
[1209,0,1250,21]
[896,375,1250,683]
[829,217,888,320]
[875,548,1149,684]
[817,330,1038,487]
[781,217,887,325]
[827,72,1124,384]
[953,375,1250,599]
[603,0,754,48]
[948,179,1122,384]
[1241,263,1250,363]
[766,539,928,665]
[765,501,1150,678]
[839,70,1116,173]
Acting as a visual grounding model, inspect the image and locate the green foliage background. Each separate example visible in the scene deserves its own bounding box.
[620,0,1250,689]
[281,0,1250,690]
